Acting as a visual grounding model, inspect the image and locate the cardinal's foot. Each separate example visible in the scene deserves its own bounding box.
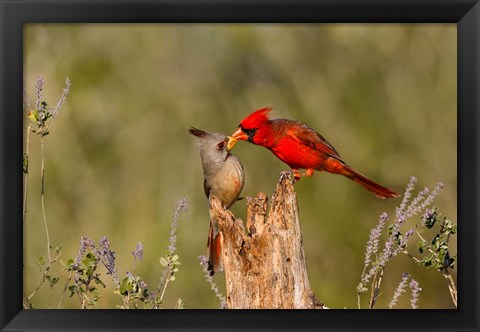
[292,169,301,182]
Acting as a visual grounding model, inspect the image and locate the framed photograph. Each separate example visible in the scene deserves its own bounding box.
[1,0,478,331]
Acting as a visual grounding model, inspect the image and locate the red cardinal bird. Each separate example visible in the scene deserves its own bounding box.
[228,107,399,199]
[190,127,245,275]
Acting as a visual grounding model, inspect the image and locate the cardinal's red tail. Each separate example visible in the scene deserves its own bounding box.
[207,222,223,276]
[342,164,400,199]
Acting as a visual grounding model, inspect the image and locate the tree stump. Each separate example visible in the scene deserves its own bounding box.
[209,171,324,309]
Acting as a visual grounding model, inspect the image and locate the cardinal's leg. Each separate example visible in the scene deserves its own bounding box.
[292,168,315,182]
[292,169,301,182]
[305,168,315,177]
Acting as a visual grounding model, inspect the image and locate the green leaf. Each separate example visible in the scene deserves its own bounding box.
[46,275,59,287]
[67,258,75,269]
[86,252,96,261]
[417,241,426,254]
[86,266,94,277]
[447,257,456,268]
[53,245,62,254]
[420,253,435,268]
[431,234,440,250]
[119,278,130,295]
[176,298,186,309]
[68,285,79,297]
[356,284,368,293]
[387,224,394,235]
[93,275,106,288]
[444,220,457,235]
[159,257,168,267]
[37,256,45,266]
[27,110,39,124]
[82,258,92,267]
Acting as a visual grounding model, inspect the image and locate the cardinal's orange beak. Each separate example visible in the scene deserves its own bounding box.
[227,127,248,150]
[232,127,249,141]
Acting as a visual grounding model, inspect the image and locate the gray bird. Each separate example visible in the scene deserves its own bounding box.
[189,127,245,275]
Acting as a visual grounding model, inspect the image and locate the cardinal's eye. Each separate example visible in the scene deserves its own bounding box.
[240,125,256,136]
[217,141,225,150]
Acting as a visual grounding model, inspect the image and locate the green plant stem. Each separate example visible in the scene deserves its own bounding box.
[40,138,52,262]
[369,267,384,309]
[157,260,175,304]
[357,264,369,309]
[57,270,73,309]
[122,294,130,309]
[24,252,61,308]
[443,269,457,308]
[25,271,47,307]
[402,250,422,263]
[23,124,32,222]
[79,279,91,309]
[159,272,170,303]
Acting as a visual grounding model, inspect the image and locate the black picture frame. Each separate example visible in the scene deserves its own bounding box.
[1,1,478,331]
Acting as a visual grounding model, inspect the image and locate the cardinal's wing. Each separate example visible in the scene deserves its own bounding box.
[287,124,341,158]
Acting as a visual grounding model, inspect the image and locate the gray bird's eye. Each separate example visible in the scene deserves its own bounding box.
[217,141,225,150]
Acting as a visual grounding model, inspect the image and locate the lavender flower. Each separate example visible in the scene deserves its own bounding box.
[360,265,376,290]
[139,280,148,289]
[404,183,443,219]
[383,179,443,262]
[35,75,45,111]
[380,227,415,270]
[23,76,31,110]
[98,236,119,286]
[73,236,94,285]
[395,176,417,218]
[364,212,388,265]
[74,236,94,268]
[383,236,395,259]
[422,208,440,229]
[132,242,144,263]
[389,273,410,309]
[27,76,72,137]
[169,198,188,253]
[387,228,415,259]
[409,279,422,309]
[51,77,71,118]
[422,209,436,221]
[404,228,414,238]
[155,199,188,301]
[403,186,429,217]
[199,255,226,309]
[359,177,444,299]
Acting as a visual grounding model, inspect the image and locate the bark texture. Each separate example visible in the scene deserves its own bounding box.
[209,171,323,309]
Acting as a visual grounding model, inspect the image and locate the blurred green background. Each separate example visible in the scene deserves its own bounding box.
[23,24,456,309]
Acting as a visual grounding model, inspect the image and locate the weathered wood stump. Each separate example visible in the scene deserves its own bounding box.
[209,171,324,309]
